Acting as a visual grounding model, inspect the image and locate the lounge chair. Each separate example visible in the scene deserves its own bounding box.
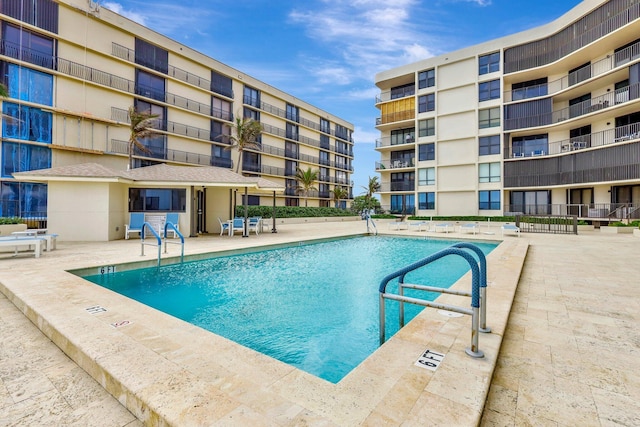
[460,223,479,235]
[218,217,230,236]
[434,223,452,233]
[410,221,429,232]
[248,217,261,235]
[389,221,409,230]
[165,213,179,238]
[125,212,145,239]
[501,223,520,237]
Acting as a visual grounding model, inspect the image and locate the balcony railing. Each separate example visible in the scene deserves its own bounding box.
[108,139,233,168]
[504,83,639,131]
[504,40,640,102]
[507,122,640,158]
[375,136,415,148]
[379,205,416,215]
[379,182,415,192]
[376,86,416,103]
[376,159,415,170]
[376,110,415,126]
[505,203,640,221]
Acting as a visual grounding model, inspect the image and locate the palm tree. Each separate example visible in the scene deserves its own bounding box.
[361,176,381,212]
[331,186,348,208]
[128,106,159,170]
[0,83,8,98]
[295,167,318,207]
[227,115,262,173]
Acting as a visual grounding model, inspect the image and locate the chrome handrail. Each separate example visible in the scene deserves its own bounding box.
[140,222,162,268]
[163,222,184,263]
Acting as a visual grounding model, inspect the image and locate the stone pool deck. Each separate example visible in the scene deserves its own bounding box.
[0,220,638,426]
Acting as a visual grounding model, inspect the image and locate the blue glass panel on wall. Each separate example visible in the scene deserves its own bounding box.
[21,183,47,215]
[8,64,53,105]
[0,182,19,217]
[1,142,51,178]
[2,103,52,143]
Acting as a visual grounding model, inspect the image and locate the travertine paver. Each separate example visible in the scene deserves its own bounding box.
[481,231,640,427]
[1,221,639,426]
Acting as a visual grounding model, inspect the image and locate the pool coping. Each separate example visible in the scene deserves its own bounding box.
[0,228,528,425]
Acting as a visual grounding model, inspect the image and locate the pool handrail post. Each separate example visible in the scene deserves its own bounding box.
[140,222,162,268]
[378,245,484,358]
[452,242,491,333]
[163,222,185,263]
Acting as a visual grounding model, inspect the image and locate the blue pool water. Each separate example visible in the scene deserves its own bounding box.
[84,236,496,383]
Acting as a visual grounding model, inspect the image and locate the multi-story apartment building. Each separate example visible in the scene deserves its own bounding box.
[374,0,640,222]
[0,0,354,224]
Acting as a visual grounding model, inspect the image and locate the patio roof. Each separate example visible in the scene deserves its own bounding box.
[12,163,285,192]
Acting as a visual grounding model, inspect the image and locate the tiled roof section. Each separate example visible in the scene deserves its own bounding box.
[14,163,126,179]
[13,163,284,190]
[124,163,251,184]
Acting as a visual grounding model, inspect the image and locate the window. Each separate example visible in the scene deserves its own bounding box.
[391,128,415,145]
[320,134,330,149]
[136,70,165,101]
[511,134,548,157]
[479,135,500,155]
[319,167,330,182]
[286,104,299,122]
[479,163,500,183]
[418,93,435,113]
[286,123,299,141]
[1,142,51,178]
[418,168,435,186]
[569,93,591,118]
[212,96,232,121]
[129,188,186,212]
[319,151,330,166]
[512,78,548,100]
[418,143,435,161]
[479,107,500,128]
[135,38,168,73]
[1,24,55,69]
[336,155,349,170]
[479,190,500,210]
[418,69,435,89]
[211,71,233,98]
[479,79,500,101]
[390,194,415,214]
[335,124,350,141]
[243,152,261,172]
[390,172,415,192]
[0,181,47,217]
[6,63,53,105]
[285,141,299,159]
[418,192,435,210]
[0,0,59,33]
[2,103,52,143]
[479,52,500,75]
[336,170,347,185]
[285,178,297,195]
[320,118,330,134]
[210,145,231,168]
[247,195,260,206]
[390,83,415,99]
[418,118,435,137]
[211,120,231,144]
[243,86,260,107]
[510,191,550,215]
[243,107,260,122]
[134,100,166,158]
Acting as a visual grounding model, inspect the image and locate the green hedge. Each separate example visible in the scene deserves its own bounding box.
[235,206,358,219]
[0,217,24,225]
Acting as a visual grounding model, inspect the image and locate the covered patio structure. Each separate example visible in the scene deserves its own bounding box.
[13,163,284,241]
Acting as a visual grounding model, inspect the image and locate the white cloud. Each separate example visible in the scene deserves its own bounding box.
[102,2,147,25]
[289,0,437,86]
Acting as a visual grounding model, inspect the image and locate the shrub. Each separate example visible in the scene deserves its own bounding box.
[0,217,24,225]
[235,206,358,219]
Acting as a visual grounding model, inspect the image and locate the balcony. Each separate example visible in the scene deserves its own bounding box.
[379,182,415,192]
[504,83,639,131]
[505,203,640,221]
[375,159,414,171]
[376,86,416,103]
[108,139,227,168]
[375,135,415,148]
[375,110,415,126]
[504,40,640,102]
[507,122,640,158]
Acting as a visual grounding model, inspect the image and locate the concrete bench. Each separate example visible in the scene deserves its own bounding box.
[0,236,45,258]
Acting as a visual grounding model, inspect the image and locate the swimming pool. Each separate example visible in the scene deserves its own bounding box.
[84,236,496,383]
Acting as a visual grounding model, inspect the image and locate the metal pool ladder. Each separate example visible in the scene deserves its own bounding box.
[140,222,184,267]
[378,242,490,358]
[365,213,378,235]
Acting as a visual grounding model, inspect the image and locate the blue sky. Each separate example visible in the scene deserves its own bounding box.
[103,0,582,194]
